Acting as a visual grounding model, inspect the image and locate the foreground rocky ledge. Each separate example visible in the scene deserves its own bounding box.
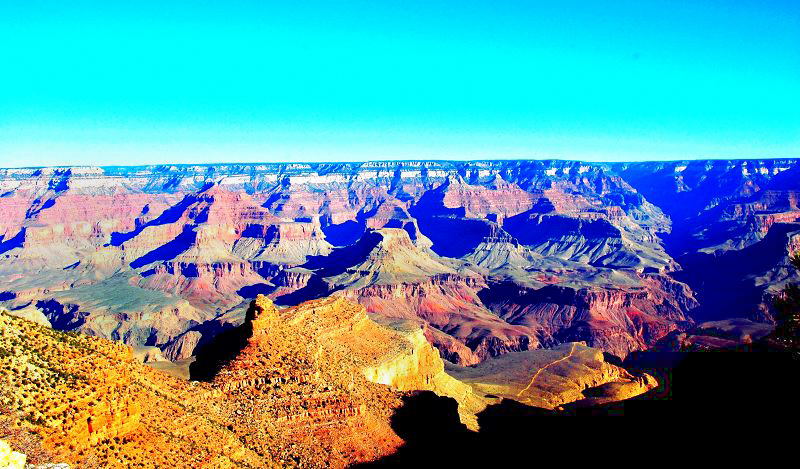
[0,295,655,467]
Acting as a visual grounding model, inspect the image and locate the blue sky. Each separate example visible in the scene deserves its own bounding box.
[0,0,798,167]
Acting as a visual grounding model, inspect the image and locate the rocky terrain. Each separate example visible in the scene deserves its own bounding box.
[1,296,652,466]
[1,159,797,366]
[446,342,656,410]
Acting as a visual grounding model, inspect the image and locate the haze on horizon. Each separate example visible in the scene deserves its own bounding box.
[1,0,798,168]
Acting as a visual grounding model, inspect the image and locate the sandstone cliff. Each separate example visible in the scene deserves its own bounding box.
[1,294,660,467]
[2,159,797,365]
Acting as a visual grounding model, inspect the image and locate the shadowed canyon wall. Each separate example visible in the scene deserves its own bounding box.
[1,159,798,364]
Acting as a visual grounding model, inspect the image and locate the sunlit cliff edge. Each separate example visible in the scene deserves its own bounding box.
[0,294,654,467]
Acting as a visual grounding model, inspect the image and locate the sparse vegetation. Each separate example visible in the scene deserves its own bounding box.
[772,253,800,356]
[0,300,408,468]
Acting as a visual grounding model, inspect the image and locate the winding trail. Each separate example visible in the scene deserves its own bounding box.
[516,343,578,398]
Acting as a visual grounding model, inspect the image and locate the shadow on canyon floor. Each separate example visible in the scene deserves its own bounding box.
[189,316,253,381]
[356,348,800,467]
[669,223,800,322]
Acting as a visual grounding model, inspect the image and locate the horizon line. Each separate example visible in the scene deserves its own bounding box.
[3,155,800,171]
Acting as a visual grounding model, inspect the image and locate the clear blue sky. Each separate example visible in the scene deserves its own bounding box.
[1,0,798,167]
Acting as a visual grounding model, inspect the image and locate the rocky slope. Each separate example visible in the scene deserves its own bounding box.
[0,311,274,467]
[446,342,656,410]
[1,297,654,466]
[1,301,407,467]
[1,159,798,363]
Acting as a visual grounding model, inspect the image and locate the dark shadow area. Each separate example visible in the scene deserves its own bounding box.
[358,349,800,466]
[262,183,290,212]
[602,351,624,366]
[412,216,490,258]
[302,230,383,276]
[129,227,197,269]
[25,198,57,218]
[237,282,276,299]
[180,263,200,277]
[189,316,253,381]
[614,160,762,228]
[109,194,199,246]
[622,347,799,417]
[0,291,16,301]
[240,224,266,238]
[10,301,32,311]
[273,276,332,306]
[407,181,496,258]
[34,299,86,330]
[671,223,800,321]
[353,392,478,467]
[321,220,365,247]
[0,228,26,255]
[48,169,71,192]
[356,393,644,467]
[504,210,622,245]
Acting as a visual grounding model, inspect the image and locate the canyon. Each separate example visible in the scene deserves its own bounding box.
[1,295,653,467]
[2,158,797,465]
[2,159,796,365]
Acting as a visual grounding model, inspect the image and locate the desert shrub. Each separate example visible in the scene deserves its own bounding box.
[773,253,800,356]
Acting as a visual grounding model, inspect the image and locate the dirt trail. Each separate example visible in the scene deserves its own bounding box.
[516,343,578,398]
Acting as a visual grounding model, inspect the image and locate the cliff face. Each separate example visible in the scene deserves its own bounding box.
[204,296,405,465]
[479,275,696,358]
[211,295,486,430]
[0,312,274,468]
[2,301,411,467]
[1,159,798,362]
[2,296,657,466]
[613,159,800,322]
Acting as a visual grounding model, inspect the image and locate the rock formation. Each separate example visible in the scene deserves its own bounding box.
[1,295,658,466]
[1,159,798,365]
[446,342,657,410]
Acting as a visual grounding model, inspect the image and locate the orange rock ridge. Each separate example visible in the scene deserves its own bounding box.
[1,292,659,467]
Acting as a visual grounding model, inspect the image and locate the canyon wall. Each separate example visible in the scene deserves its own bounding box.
[1,296,655,466]
[1,159,797,362]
